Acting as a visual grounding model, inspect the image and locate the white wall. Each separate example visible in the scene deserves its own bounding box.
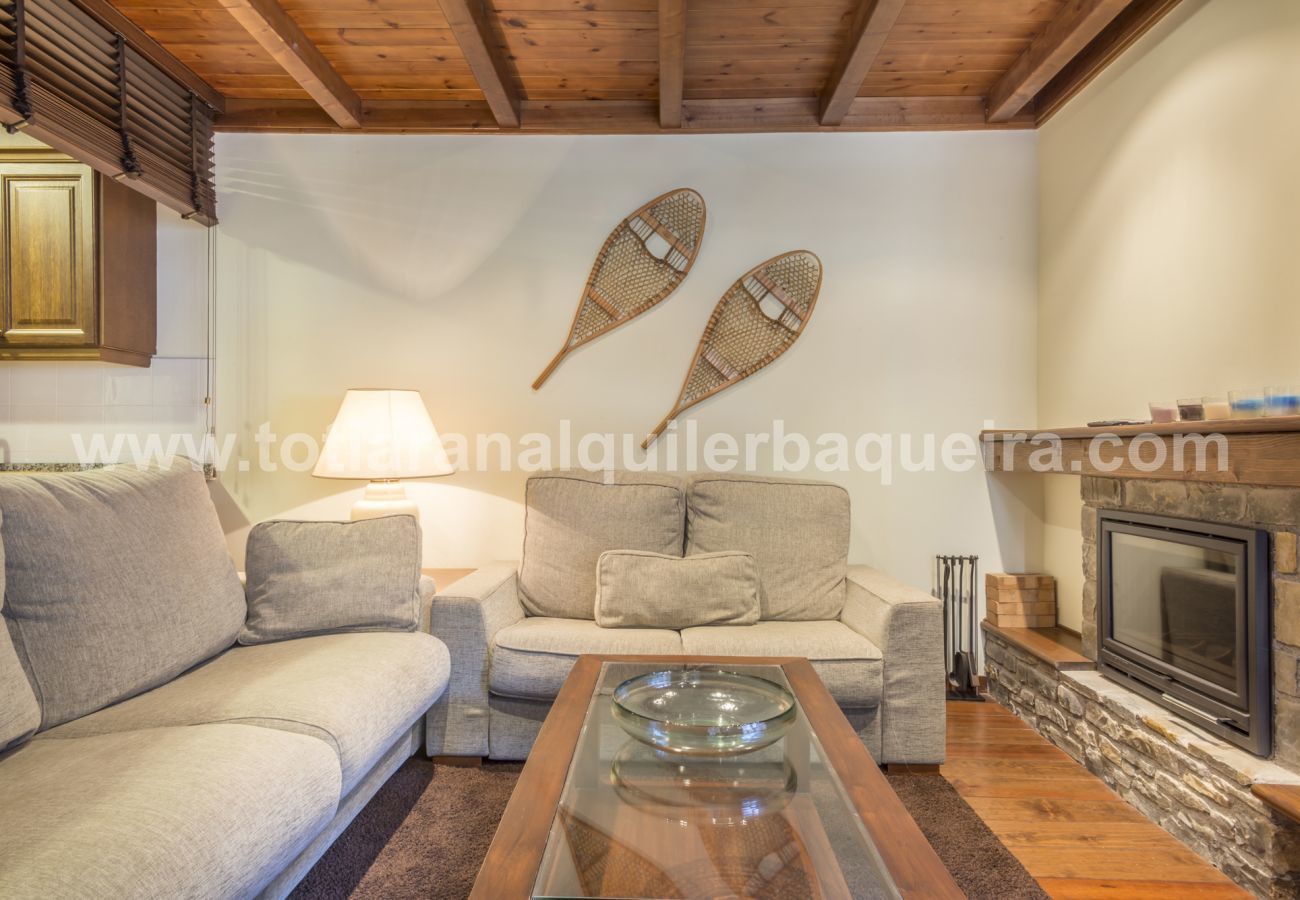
[213,129,1041,601]
[1038,0,1300,631]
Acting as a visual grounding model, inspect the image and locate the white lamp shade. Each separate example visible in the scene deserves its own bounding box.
[313,389,454,480]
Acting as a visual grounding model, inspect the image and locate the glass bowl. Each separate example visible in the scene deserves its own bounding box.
[611,669,797,756]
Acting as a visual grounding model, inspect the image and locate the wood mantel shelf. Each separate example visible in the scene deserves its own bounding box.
[980,416,1300,487]
[981,620,1095,671]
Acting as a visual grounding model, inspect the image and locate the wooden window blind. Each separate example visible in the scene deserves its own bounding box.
[0,0,217,224]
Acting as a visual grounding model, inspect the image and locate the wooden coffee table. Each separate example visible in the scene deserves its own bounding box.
[470,655,961,899]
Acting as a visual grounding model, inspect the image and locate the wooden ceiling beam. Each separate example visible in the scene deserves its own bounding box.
[818,0,907,126]
[986,0,1137,123]
[437,0,521,128]
[75,0,225,113]
[217,99,495,133]
[658,0,686,128]
[215,95,1035,134]
[697,96,1035,131]
[217,0,362,128]
[1034,0,1186,124]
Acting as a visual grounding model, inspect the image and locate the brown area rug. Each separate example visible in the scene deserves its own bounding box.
[884,773,1049,900]
[291,759,1046,900]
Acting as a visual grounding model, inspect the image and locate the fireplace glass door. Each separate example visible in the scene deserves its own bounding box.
[1109,532,1240,693]
[1098,511,1270,756]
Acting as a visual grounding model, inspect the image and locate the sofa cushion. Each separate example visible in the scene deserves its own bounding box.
[0,724,340,900]
[679,621,882,708]
[0,518,38,753]
[519,471,686,619]
[596,550,760,629]
[0,462,246,729]
[240,515,423,645]
[40,632,449,794]
[491,618,681,700]
[686,474,849,621]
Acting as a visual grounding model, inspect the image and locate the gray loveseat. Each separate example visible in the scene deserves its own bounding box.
[427,471,945,765]
[0,463,451,899]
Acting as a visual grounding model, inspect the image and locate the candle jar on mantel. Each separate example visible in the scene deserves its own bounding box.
[1202,396,1232,420]
[1149,401,1179,424]
[1177,398,1206,422]
[1230,389,1267,418]
[1266,386,1300,417]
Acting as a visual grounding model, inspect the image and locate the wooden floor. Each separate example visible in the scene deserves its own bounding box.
[943,700,1249,899]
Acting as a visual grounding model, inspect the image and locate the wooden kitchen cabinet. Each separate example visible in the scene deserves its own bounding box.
[0,149,157,367]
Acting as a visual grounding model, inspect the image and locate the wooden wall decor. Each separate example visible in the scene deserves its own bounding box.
[643,250,823,448]
[533,188,706,390]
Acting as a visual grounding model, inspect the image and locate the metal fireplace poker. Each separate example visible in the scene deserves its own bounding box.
[935,554,984,702]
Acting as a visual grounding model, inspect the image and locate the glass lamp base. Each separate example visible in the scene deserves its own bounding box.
[352,481,419,521]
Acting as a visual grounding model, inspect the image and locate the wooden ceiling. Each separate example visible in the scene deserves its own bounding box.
[99,0,1185,133]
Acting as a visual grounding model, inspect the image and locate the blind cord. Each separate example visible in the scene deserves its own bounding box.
[203,220,217,475]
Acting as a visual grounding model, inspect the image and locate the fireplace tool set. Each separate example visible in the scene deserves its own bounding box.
[935,554,983,702]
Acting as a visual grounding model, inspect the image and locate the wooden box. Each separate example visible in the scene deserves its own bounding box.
[985,573,1056,628]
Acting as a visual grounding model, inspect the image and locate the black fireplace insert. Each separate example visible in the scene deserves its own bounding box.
[1098,510,1271,756]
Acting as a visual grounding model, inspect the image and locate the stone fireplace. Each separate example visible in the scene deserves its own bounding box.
[985,475,1300,896]
[1081,477,1300,764]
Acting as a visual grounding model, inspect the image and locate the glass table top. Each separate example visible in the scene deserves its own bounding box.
[531,661,902,899]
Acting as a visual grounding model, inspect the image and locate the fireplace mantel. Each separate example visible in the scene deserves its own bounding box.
[981,416,1300,487]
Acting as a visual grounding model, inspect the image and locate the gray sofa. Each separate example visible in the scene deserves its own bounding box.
[426,471,945,765]
[0,463,451,899]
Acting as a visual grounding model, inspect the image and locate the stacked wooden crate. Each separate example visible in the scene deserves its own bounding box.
[985,573,1056,628]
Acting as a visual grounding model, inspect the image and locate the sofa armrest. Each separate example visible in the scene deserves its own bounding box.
[425,563,524,757]
[841,565,946,765]
[418,574,438,632]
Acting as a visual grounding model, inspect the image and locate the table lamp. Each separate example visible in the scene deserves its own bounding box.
[312,388,454,521]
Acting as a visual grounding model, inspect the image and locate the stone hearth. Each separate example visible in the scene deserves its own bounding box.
[986,633,1300,896]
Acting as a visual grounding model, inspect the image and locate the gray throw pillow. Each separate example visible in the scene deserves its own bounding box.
[686,474,850,621]
[596,550,760,629]
[239,516,423,645]
[0,461,246,730]
[520,471,686,619]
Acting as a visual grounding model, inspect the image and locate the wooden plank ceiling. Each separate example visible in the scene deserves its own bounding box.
[103,0,1185,133]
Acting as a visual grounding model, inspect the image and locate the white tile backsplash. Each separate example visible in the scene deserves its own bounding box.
[152,404,205,428]
[0,359,208,464]
[11,366,58,405]
[105,367,153,406]
[150,357,203,406]
[0,405,11,464]
[56,368,108,405]
[102,404,155,427]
